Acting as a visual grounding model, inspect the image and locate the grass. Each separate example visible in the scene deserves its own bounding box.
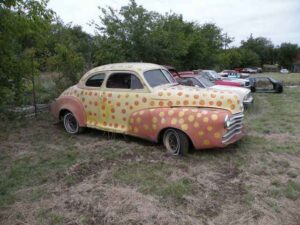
[0,75,300,224]
[112,162,193,200]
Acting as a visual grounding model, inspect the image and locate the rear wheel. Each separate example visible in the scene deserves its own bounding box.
[163,129,189,156]
[63,112,83,134]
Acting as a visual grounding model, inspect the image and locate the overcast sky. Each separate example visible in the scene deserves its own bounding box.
[48,0,300,46]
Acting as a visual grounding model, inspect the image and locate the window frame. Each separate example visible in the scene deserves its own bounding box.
[82,72,107,90]
[85,73,106,88]
[103,71,148,92]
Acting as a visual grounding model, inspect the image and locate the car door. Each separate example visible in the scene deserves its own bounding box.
[100,71,148,133]
[83,73,106,128]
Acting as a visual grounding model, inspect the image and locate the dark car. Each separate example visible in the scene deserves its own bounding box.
[249,77,283,93]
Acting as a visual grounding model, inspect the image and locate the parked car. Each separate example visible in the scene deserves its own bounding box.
[280,68,289,74]
[242,68,257,73]
[249,77,283,93]
[251,67,262,73]
[219,70,249,79]
[51,63,245,155]
[178,75,253,107]
[200,70,251,88]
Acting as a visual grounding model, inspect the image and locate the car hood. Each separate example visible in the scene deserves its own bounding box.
[210,85,250,97]
[151,84,243,114]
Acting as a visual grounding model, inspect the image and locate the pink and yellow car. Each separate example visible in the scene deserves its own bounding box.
[51,63,245,155]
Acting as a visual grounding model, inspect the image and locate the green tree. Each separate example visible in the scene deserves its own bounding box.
[278,43,299,70]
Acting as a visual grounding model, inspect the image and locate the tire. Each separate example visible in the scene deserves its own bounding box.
[63,112,83,134]
[163,129,189,156]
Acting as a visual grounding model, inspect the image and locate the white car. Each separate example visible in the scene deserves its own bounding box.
[280,68,289,74]
[179,75,253,107]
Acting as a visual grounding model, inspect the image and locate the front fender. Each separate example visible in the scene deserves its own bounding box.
[127,107,231,149]
[50,96,86,127]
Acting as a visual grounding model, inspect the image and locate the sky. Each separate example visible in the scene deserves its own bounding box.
[48,0,300,46]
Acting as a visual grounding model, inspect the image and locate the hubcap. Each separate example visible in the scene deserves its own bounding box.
[164,130,180,155]
[64,113,79,134]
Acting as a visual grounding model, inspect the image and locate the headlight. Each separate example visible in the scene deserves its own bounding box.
[224,115,231,128]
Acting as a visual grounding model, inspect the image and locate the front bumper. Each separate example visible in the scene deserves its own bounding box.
[243,96,254,106]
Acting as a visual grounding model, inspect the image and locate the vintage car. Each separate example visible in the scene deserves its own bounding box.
[177,75,253,107]
[200,70,251,88]
[51,63,245,155]
[219,70,249,79]
[249,77,283,93]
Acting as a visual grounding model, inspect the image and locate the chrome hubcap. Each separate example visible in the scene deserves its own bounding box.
[164,130,180,155]
[64,113,78,134]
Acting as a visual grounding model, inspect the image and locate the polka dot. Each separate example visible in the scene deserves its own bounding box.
[181,124,188,131]
[159,101,164,107]
[130,118,134,124]
[196,113,202,118]
[167,92,171,96]
[207,126,213,131]
[142,97,147,103]
[176,101,181,105]
[168,110,174,116]
[171,118,177,125]
[177,92,183,96]
[143,124,149,130]
[134,101,139,106]
[179,111,185,117]
[209,101,214,105]
[134,127,139,133]
[214,132,221,139]
[227,99,233,104]
[167,101,173,107]
[198,131,204,136]
[152,117,158,123]
[203,140,210,145]
[158,92,163,96]
[188,115,195,122]
[211,93,216,98]
[108,93,112,97]
[116,102,121,107]
[216,101,222,106]
[230,104,235,110]
[211,114,218,121]
[159,112,165,117]
[193,122,199,128]
[150,101,155,106]
[111,108,115,113]
[194,95,199,99]
[122,109,126,114]
[203,117,209,123]
[161,118,166,124]
[199,100,205,105]
[136,117,141,123]
[152,124,157,130]
[183,100,189,105]
[101,105,105,110]
[179,118,184,124]
[139,110,144,115]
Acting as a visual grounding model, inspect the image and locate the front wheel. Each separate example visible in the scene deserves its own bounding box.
[63,112,83,134]
[163,129,189,156]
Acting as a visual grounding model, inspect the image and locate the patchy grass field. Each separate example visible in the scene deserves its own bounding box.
[1,82,300,225]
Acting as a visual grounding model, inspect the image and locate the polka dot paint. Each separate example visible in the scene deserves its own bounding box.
[57,65,244,149]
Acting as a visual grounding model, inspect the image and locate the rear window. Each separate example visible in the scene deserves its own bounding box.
[86,74,105,87]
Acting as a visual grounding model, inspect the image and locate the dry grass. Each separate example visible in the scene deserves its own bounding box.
[0,87,300,225]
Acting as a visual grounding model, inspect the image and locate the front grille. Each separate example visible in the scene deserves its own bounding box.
[222,113,244,143]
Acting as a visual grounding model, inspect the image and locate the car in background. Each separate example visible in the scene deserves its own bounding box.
[200,70,251,88]
[242,68,257,73]
[178,75,253,107]
[251,67,262,73]
[219,70,249,79]
[249,77,283,93]
[280,68,289,74]
[51,62,245,155]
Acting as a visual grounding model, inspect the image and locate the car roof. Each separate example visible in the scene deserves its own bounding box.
[80,62,165,82]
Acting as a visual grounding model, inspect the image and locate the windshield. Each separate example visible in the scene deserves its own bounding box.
[196,76,214,87]
[144,69,177,87]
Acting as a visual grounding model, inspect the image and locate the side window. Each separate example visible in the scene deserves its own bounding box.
[106,73,144,89]
[86,74,105,87]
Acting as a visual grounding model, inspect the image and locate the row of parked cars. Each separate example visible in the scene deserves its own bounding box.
[51,63,282,155]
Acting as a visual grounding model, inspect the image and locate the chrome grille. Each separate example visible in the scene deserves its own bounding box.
[222,113,244,143]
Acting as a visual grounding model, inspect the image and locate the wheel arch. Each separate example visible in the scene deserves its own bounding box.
[157,126,194,148]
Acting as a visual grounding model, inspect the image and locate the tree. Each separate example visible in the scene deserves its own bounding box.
[241,35,274,65]
[278,43,299,69]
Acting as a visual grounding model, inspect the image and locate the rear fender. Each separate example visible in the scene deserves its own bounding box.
[50,96,86,127]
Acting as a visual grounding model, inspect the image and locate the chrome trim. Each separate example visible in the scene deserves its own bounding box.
[222,112,244,144]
